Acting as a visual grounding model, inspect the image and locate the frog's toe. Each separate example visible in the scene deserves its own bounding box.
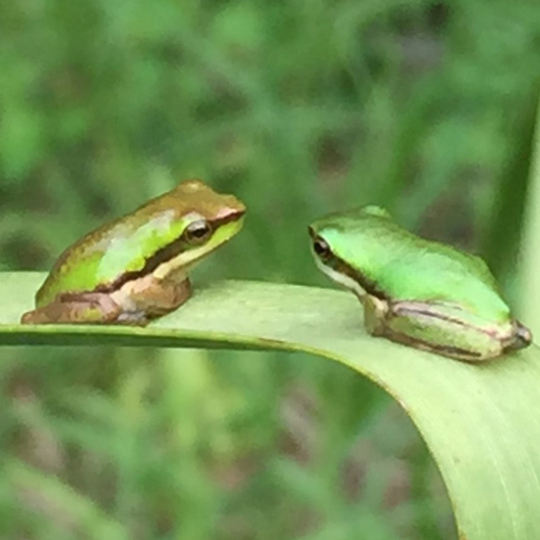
[504,321,532,352]
[116,311,149,326]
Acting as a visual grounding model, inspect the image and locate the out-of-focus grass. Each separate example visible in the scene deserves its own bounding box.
[1,0,539,538]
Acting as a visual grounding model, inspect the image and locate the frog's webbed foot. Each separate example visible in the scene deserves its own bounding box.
[503,320,533,353]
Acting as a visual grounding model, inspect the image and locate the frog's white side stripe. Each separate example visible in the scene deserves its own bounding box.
[313,256,365,297]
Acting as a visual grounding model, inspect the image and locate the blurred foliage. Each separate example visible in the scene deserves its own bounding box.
[1,0,539,538]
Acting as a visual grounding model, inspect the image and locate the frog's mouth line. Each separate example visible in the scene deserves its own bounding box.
[98,209,246,294]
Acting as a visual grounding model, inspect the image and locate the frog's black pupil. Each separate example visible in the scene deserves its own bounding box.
[313,238,330,258]
[192,225,208,237]
[186,221,211,242]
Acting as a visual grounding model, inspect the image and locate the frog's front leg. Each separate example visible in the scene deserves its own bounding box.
[112,274,192,323]
[21,292,122,325]
[360,293,388,336]
[360,295,519,362]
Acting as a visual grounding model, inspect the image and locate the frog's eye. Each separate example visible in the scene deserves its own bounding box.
[312,237,332,262]
[185,220,212,244]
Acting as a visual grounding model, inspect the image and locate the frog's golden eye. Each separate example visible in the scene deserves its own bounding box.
[313,237,332,262]
[185,220,212,244]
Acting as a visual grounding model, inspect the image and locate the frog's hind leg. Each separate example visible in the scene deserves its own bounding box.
[361,296,508,362]
[21,292,122,325]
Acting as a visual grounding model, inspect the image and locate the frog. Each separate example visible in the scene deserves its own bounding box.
[308,206,532,362]
[21,179,245,325]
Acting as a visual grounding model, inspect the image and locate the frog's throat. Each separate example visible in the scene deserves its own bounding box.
[97,210,244,294]
[314,252,387,300]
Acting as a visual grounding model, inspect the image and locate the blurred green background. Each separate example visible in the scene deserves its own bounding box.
[1,0,539,538]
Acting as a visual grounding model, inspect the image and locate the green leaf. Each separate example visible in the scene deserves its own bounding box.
[520,95,540,336]
[2,272,540,540]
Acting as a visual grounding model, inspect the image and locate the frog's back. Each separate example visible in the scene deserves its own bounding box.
[36,207,182,306]
[313,208,510,323]
[36,221,139,306]
[380,238,509,321]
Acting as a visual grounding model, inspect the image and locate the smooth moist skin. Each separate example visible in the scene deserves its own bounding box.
[309,206,532,362]
[21,180,246,325]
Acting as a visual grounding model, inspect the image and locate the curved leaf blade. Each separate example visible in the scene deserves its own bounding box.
[1,272,539,540]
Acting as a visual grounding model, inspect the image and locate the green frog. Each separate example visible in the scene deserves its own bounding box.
[309,206,532,361]
[22,179,245,325]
